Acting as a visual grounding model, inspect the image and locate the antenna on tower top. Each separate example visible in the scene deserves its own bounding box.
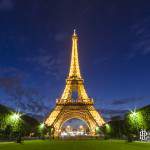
[73,29,77,36]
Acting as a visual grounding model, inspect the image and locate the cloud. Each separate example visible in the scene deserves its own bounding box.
[129,17,150,59]
[0,67,23,77]
[99,108,128,116]
[111,96,149,105]
[0,76,22,99]
[0,0,14,11]
[0,67,17,72]
[25,49,66,79]
[26,54,53,69]
[0,68,48,115]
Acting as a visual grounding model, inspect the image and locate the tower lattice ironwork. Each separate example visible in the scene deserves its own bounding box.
[45,30,105,136]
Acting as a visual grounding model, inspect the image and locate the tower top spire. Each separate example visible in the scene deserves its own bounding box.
[68,29,81,78]
[73,29,77,36]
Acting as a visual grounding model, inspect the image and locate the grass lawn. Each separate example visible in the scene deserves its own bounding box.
[0,140,150,150]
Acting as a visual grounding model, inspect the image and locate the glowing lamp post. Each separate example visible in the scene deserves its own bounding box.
[129,108,139,134]
[10,112,22,143]
[11,113,21,122]
[95,126,100,134]
[39,123,45,129]
[38,123,46,139]
[105,124,111,134]
[129,109,137,118]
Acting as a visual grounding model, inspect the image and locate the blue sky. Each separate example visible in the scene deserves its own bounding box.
[0,0,150,119]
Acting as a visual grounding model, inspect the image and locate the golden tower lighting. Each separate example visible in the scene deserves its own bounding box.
[45,30,105,137]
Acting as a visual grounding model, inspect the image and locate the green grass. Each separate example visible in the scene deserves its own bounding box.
[0,140,150,150]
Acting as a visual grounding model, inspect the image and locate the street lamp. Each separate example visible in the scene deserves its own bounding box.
[38,123,46,139]
[105,124,111,133]
[11,113,21,121]
[10,112,22,143]
[129,108,139,137]
[39,123,45,129]
[95,126,100,133]
[129,109,137,118]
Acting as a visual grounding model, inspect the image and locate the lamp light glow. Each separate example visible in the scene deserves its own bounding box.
[129,108,137,118]
[11,112,21,121]
[39,123,45,129]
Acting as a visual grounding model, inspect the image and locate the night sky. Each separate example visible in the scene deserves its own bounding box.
[0,0,150,119]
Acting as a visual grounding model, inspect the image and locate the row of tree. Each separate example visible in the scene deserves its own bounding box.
[100,105,150,141]
[1,103,150,142]
[0,104,50,142]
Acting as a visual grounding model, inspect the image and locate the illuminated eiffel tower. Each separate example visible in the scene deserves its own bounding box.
[45,30,105,136]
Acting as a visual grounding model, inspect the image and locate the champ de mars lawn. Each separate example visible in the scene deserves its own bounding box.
[0,140,149,150]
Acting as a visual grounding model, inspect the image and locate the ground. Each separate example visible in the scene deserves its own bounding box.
[0,140,149,150]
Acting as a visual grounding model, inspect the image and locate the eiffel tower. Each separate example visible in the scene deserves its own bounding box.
[45,30,105,136]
